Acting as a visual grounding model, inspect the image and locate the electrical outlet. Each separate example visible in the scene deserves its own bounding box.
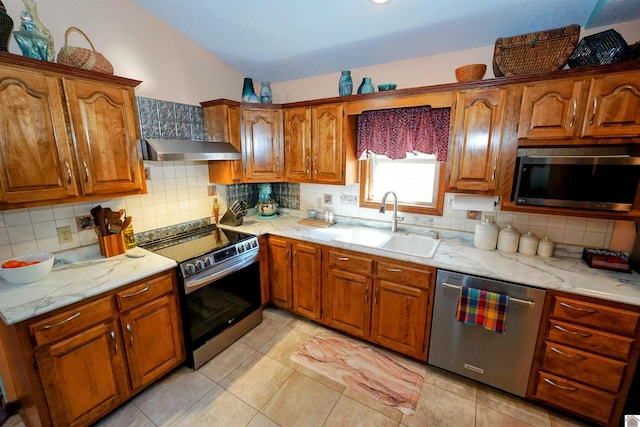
[483,215,495,223]
[340,195,357,205]
[57,226,73,244]
[207,184,217,196]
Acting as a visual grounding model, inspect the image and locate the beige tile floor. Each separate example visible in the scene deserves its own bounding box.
[6,307,592,427]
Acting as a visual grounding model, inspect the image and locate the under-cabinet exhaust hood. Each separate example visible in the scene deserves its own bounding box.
[141,138,241,161]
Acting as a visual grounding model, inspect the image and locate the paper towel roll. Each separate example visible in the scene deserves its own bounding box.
[451,194,496,211]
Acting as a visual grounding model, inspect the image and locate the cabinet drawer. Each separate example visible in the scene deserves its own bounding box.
[326,249,373,275]
[533,372,616,425]
[375,261,432,289]
[541,341,627,393]
[116,272,175,312]
[30,296,115,346]
[551,296,639,336]
[547,319,634,360]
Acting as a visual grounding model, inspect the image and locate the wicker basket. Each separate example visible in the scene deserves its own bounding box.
[455,64,487,82]
[493,24,580,77]
[568,29,628,68]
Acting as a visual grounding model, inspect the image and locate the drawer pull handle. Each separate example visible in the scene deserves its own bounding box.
[335,256,349,261]
[122,285,150,298]
[39,311,81,329]
[559,302,597,314]
[551,346,586,360]
[553,324,592,338]
[544,378,578,391]
[381,267,402,273]
[442,282,535,306]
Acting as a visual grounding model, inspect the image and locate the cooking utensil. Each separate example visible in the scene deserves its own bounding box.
[90,205,108,236]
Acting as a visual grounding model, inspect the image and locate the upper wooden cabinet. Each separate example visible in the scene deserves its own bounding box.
[242,107,284,182]
[0,54,145,209]
[517,71,640,141]
[202,100,243,184]
[448,87,509,193]
[284,103,357,185]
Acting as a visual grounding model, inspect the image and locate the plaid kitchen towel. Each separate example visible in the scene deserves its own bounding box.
[456,286,510,333]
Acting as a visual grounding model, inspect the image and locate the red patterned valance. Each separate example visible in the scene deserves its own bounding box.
[356,106,450,162]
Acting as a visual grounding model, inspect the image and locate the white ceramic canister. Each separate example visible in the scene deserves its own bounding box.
[537,236,555,257]
[474,218,498,250]
[518,232,539,255]
[497,225,520,253]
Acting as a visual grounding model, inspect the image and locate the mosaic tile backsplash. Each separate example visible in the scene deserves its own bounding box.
[225,183,300,210]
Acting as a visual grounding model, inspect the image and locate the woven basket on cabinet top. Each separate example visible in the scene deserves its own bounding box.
[493,24,580,77]
[455,64,487,82]
[56,27,114,75]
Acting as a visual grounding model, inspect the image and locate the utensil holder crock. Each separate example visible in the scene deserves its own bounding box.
[98,233,126,258]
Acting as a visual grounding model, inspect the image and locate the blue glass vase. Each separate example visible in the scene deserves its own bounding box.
[357,77,375,94]
[260,82,272,104]
[242,77,257,102]
[338,71,352,97]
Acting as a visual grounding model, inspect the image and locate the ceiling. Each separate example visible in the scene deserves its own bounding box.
[134,0,640,83]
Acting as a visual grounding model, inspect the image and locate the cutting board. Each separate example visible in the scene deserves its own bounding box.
[297,218,336,228]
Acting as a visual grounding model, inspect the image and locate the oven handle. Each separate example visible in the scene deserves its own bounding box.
[442,282,535,306]
[184,253,258,294]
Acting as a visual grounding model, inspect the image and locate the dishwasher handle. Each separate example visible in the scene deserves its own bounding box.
[442,282,536,307]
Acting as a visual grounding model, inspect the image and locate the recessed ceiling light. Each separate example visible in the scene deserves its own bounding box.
[371,0,390,4]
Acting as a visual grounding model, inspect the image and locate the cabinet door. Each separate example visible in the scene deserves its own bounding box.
[518,79,584,139]
[325,268,371,338]
[36,320,129,427]
[0,67,79,203]
[242,108,283,182]
[292,241,322,320]
[269,237,292,309]
[205,103,243,184]
[370,279,428,358]
[581,72,640,137]
[448,88,507,192]
[120,295,184,390]
[284,107,312,182]
[63,78,144,195]
[312,103,344,184]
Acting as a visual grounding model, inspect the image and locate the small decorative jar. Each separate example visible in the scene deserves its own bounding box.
[260,82,272,104]
[537,236,555,258]
[357,77,375,94]
[518,232,539,255]
[497,225,520,253]
[338,70,353,97]
[474,218,498,250]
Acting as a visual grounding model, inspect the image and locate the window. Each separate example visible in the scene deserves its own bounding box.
[359,152,445,215]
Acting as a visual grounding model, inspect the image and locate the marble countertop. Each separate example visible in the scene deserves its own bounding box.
[227,211,640,307]
[0,246,177,325]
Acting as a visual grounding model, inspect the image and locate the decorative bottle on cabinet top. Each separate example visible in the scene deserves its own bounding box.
[22,0,54,61]
[242,77,258,103]
[357,77,375,94]
[260,82,272,104]
[338,70,353,97]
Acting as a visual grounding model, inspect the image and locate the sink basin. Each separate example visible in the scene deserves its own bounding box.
[379,233,440,258]
[331,228,440,259]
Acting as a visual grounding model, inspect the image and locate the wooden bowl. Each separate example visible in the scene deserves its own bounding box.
[455,64,487,82]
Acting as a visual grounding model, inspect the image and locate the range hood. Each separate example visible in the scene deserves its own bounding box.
[141,138,241,161]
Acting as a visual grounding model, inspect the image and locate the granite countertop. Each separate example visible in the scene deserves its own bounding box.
[226,211,640,307]
[0,246,177,325]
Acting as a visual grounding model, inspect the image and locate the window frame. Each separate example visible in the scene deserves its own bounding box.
[358,155,446,216]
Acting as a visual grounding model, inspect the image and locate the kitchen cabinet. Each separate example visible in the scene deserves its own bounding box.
[0,54,145,209]
[291,241,322,320]
[517,71,640,141]
[0,270,184,427]
[202,100,243,184]
[242,106,283,182]
[284,103,357,184]
[268,236,292,309]
[528,291,640,426]
[447,87,508,193]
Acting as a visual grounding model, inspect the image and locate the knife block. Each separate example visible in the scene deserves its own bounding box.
[98,233,126,257]
[220,209,243,226]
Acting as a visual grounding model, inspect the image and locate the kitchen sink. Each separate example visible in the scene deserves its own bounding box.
[331,228,440,259]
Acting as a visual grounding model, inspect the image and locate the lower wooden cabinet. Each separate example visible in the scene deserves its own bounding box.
[291,241,322,320]
[528,291,640,426]
[268,236,293,309]
[0,269,184,427]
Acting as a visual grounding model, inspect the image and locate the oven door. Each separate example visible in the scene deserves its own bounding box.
[182,259,261,353]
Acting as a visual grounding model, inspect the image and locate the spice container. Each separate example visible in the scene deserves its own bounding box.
[537,237,555,257]
[474,218,498,250]
[497,225,520,253]
[518,232,539,255]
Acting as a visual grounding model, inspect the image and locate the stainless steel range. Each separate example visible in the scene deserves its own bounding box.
[139,224,262,369]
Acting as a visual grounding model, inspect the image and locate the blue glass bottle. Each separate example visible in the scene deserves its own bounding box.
[242,77,257,102]
[357,77,375,94]
[338,71,352,97]
[260,82,272,104]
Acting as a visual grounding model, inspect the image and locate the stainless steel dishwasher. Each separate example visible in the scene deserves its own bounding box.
[428,269,546,397]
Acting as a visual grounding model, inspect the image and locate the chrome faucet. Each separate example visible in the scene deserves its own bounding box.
[379,191,404,232]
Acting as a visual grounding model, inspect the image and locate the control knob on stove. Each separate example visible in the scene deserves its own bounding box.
[196,260,206,271]
[184,263,196,276]
[245,242,251,251]
[204,256,214,267]
[237,244,245,253]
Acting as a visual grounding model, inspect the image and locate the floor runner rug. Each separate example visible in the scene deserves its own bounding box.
[291,332,424,414]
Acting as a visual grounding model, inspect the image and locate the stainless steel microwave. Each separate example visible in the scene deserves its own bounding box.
[512,154,640,212]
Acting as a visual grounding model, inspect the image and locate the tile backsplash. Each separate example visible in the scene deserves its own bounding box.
[0,96,628,259]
